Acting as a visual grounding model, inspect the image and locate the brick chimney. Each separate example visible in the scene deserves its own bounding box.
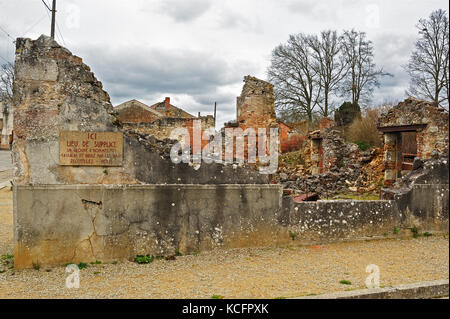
[165,97,170,117]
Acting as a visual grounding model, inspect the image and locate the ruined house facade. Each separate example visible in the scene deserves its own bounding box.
[115,97,215,150]
[0,100,13,149]
[378,97,449,186]
[224,76,297,157]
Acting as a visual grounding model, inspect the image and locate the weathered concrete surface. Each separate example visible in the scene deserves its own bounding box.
[283,199,402,243]
[297,279,449,299]
[13,184,285,268]
[382,156,449,232]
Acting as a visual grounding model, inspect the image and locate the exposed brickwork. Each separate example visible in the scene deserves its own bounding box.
[149,97,195,119]
[224,75,300,160]
[319,117,334,131]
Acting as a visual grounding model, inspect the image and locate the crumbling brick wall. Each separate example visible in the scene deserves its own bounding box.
[236,75,278,131]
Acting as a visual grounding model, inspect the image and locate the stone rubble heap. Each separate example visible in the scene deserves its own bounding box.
[123,129,178,159]
[277,128,385,197]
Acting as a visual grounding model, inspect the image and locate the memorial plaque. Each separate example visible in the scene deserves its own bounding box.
[59,131,123,166]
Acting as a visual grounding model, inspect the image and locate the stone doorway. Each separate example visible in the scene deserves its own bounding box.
[379,124,426,186]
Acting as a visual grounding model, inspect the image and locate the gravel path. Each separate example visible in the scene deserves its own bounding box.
[0,188,448,299]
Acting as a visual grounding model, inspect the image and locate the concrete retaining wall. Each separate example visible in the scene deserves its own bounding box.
[283,199,402,242]
[13,184,285,268]
[14,182,449,268]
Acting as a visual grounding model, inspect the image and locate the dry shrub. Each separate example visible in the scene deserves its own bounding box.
[345,108,382,148]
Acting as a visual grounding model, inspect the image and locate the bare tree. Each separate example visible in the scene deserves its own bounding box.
[405,9,449,107]
[268,33,321,124]
[0,62,14,102]
[340,30,391,106]
[308,30,348,117]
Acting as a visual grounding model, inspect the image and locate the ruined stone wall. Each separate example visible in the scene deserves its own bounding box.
[378,98,449,159]
[302,128,361,176]
[236,76,277,131]
[0,100,14,149]
[12,36,266,186]
[381,155,449,231]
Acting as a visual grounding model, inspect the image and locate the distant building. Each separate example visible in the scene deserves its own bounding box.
[0,100,13,150]
[115,97,215,149]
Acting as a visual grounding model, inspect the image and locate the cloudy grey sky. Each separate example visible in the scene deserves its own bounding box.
[1,0,449,127]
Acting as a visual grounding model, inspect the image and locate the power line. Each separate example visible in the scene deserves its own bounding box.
[41,0,51,11]
[0,26,15,42]
[56,22,66,47]
[0,53,10,64]
[21,14,48,38]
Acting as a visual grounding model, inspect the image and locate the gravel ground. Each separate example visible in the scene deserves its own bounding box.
[0,188,448,299]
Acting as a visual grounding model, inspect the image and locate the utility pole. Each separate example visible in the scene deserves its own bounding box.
[214,102,217,129]
[50,0,56,39]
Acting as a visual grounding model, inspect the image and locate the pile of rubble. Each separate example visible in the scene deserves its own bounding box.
[123,129,178,159]
[322,129,361,170]
[278,145,384,198]
[354,147,384,192]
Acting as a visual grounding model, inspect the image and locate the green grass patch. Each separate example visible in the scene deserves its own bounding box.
[289,231,297,241]
[1,254,13,261]
[339,280,352,285]
[90,260,102,265]
[134,255,154,264]
[211,295,224,299]
[354,141,370,151]
[78,262,88,269]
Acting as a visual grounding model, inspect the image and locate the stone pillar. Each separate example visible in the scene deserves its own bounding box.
[383,132,400,186]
